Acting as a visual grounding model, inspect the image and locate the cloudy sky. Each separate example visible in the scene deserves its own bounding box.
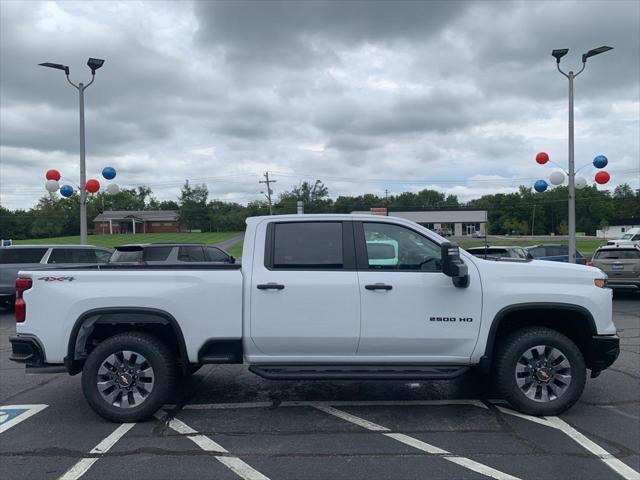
[1,0,638,211]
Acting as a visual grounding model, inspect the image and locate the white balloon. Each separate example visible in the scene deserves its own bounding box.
[549,170,565,186]
[105,183,120,194]
[45,179,60,192]
[575,176,588,189]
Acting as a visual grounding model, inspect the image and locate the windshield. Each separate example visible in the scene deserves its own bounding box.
[620,233,633,239]
[110,250,142,262]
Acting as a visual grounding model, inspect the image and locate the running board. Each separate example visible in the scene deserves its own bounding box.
[249,364,469,380]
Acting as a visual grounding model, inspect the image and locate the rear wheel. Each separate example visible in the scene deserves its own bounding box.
[81,332,177,422]
[494,327,586,415]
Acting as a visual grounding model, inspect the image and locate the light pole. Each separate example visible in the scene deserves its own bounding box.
[39,58,105,244]
[552,46,612,263]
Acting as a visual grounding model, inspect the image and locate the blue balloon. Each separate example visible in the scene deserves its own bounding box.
[102,166,116,180]
[60,184,74,198]
[593,155,608,169]
[534,180,548,193]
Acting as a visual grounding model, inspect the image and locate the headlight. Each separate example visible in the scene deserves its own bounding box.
[594,278,607,288]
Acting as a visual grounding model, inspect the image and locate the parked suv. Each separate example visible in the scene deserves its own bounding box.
[109,243,235,264]
[590,245,640,290]
[526,244,587,264]
[466,246,530,260]
[0,245,112,307]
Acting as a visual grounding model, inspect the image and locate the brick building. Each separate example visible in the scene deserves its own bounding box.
[93,210,186,234]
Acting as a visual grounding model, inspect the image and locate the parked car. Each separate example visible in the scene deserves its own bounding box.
[526,244,587,264]
[606,227,640,247]
[11,214,617,421]
[465,246,531,260]
[109,243,235,265]
[471,230,486,239]
[590,245,640,290]
[0,245,112,307]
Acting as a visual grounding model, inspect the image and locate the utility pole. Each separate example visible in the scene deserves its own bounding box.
[384,189,389,215]
[531,203,536,236]
[259,172,276,215]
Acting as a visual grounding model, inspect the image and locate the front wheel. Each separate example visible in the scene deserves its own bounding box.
[81,332,177,422]
[494,327,586,416]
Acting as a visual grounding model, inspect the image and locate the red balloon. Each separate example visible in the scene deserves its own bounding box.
[85,179,100,193]
[46,169,61,181]
[535,152,549,164]
[595,171,610,185]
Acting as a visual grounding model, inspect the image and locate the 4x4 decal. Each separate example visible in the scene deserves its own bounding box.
[37,276,75,282]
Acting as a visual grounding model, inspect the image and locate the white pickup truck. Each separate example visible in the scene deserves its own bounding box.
[10,214,619,422]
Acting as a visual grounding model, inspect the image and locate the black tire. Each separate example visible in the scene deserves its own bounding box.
[81,332,177,422]
[494,327,586,416]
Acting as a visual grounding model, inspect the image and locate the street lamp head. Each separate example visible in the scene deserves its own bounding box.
[551,49,569,64]
[87,58,105,75]
[582,46,613,63]
[39,62,70,75]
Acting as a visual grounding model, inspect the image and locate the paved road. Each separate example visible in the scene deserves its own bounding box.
[1,292,638,480]
[214,233,244,252]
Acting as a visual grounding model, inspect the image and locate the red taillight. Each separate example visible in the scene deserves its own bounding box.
[15,277,32,323]
[587,261,593,267]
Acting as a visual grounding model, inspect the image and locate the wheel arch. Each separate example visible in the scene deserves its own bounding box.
[66,307,190,375]
[480,302,598,373]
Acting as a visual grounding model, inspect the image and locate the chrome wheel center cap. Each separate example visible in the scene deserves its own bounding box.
[535,368,552,382]
[118,373,133,387]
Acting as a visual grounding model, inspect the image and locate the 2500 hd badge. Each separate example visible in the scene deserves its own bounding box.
[430,316,473,322]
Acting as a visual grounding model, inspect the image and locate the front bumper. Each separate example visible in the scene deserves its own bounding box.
[587,334,620,373]
[606,278,640,289]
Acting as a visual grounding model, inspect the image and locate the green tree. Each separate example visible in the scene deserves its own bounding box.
[276,180,332,213]
[179,181,209,231]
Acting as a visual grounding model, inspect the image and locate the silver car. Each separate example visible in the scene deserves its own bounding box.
[590,245,640,290]
[0,245,112,307]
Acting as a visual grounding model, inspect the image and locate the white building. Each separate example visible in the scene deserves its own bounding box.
[597,221,640,239]
[351,208,488,236]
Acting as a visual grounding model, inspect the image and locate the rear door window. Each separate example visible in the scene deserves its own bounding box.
[178,246,206,262]
[271,222,343,269]
[527,247,544,257]
[0,248,48,264]
[548,246,567,256]
[142,246,173,262]
[48,248,98,263]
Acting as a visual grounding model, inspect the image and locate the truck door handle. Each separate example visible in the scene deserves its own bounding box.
[257,283,285,290]
[365,283,392,291]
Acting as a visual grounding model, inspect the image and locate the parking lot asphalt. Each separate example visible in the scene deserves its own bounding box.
[0,292,638,480]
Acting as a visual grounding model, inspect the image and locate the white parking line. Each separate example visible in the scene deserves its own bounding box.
[58,423,135,480]
[183,399,488,410]
[313,404,521,480]
[496,406,640,480]
[157,412,270,480]
[0,404,48,434]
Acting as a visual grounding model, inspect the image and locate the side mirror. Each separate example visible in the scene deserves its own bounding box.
[441,242,469,288]
[229,255,236,264]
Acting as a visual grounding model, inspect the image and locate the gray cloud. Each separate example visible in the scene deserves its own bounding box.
[0,0,638,211]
